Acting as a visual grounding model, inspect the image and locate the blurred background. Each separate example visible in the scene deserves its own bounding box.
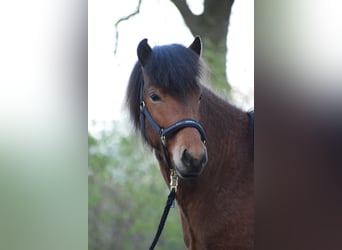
[88,0,253,249]
[1,0,342,249]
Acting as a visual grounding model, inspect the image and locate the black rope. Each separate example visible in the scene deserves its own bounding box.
[149,188,176,250]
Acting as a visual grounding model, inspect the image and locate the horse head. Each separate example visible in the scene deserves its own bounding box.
[135,37,208,178]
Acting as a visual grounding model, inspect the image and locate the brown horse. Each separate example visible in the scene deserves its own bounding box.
[126,37,254,249]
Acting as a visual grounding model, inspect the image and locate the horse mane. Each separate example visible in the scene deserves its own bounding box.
[126,43,206,133]
[126,61,144,132]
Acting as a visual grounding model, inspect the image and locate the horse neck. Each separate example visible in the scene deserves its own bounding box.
[200,86,250,164]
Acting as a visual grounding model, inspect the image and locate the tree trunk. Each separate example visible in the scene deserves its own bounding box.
[170,0,234,95]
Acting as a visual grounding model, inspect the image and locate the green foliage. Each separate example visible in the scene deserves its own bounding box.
[202,37,232,98]
[88,122,183,250]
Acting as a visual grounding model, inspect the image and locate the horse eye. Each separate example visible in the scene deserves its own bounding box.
[150,93,161,102]
[199,94,202,101]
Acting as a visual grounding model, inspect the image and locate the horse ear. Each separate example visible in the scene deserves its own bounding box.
[137,38,152,66]
[189,36,202,56]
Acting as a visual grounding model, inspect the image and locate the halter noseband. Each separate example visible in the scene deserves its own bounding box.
[139,78,207,174]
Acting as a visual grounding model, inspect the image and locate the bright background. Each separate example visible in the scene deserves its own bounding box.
[88,0,254,131]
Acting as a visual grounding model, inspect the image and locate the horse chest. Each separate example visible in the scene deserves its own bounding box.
[176,179,253,250]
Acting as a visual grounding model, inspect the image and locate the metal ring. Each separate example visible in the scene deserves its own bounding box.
[140,101,145,111]
[161,135,166,146]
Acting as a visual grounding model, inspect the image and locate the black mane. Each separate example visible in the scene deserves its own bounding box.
[126,43,204,131]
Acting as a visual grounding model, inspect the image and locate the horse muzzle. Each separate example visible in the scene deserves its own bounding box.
[174,146,208,179]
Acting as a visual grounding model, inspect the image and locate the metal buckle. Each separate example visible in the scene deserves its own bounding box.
[170,169,178,192]
[160,129,166,146]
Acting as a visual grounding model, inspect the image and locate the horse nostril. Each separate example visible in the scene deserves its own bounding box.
[181,149,207,169]
[181,149,192,168]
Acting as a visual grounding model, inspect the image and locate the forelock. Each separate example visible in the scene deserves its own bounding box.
[143,44,203,99]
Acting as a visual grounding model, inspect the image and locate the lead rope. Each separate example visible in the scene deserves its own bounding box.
[149,169,178,250]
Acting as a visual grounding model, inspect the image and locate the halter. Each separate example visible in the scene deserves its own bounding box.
[139,78,207,175]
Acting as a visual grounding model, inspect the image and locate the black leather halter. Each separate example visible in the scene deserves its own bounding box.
[139,79,207,171]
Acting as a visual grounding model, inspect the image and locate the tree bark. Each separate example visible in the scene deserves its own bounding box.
[170,0,234,94]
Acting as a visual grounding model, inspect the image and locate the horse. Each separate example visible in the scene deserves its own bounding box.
[126,36,254,250]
